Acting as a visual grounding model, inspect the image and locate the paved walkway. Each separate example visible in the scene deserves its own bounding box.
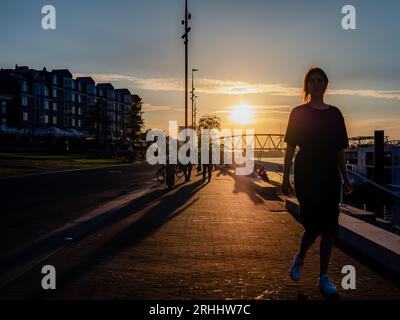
[2,170,400,299]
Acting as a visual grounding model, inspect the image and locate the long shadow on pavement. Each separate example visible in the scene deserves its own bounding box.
[32,178,209,299]
[0,181,181,277]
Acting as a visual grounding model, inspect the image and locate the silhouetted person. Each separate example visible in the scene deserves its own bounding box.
[282,67,353,296]
[184,143,193,182]
[165,137,175,189]
[185,163,192,182]
[202,140,212,182]
[197,148,202,173]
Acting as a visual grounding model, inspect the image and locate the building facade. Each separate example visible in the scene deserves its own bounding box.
[0,65,132,139]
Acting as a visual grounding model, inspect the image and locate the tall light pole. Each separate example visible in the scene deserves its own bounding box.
[193,94,198,129]
[191,68,198,128]
[181,0,192,129]
[181,0,193,182]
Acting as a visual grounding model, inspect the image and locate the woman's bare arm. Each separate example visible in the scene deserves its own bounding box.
[281,144,296,195]
[336,149,349,182]
[283,144,296,182]
[337,149,353,194]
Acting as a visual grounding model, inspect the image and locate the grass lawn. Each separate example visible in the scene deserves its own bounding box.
[0,152,128,177]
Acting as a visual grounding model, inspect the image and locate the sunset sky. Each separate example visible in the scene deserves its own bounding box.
[1,0,399,138]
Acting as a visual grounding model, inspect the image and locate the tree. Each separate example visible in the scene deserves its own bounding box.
[127,94,145,143]
[196,114,222,168]
[197,113,221,133]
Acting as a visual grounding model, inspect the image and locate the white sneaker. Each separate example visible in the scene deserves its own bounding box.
[289,255,304,281]
[318,274,338,295]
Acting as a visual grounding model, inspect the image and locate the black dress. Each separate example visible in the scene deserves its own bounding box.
[284,104,349,237]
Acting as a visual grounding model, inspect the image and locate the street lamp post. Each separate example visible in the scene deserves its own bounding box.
[181,0,193,181]
[191,68,198,129]
[181,0,192,129]
[193,94,198,129]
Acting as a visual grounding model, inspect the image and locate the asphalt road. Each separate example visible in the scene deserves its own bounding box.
[0,162,160,260]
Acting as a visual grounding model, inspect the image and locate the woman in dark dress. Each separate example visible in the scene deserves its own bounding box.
[281,67,353,295]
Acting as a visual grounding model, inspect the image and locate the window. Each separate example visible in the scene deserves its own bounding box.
[44,86,49,96]
[21,96,28,106]
[72,93,76,102]
[1,102,6,114]
[124,95,131,104]
[23,112,28,121]
[35,83,42,95]
[384,151,392,166]
[52,75,58,85]
[88,96,97,105]
[72,106,76,114]
[53,88,57,97]
[21,81,28,92]
[63,78,72,88]
[63,117,70,127]
[72,118,76,127]
[63,103,72,113]
[99,89,103,97]
[77,95,81,103]
[78,107,81,115]
[78,82,82,91]
[78,120,81,127]
[53,116,57,124]
[64,91,72,101]
[53,102,57,111]
[108,102,115,111]
[44,115,49,123]
[1,119,6,127]
[87,85,96,95]
[44,100,49,110]
[107,90,115,99]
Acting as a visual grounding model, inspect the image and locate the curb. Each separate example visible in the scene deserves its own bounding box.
[225,168,278,196]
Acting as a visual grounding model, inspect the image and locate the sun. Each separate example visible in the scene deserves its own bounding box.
[230,103,253,125]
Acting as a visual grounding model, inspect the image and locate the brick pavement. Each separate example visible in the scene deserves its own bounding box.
[1,169,400,300]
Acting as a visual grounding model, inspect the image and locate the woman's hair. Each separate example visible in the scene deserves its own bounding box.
[303,67,329,103]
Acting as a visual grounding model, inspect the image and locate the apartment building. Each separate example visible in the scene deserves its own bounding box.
[0,65,132,139]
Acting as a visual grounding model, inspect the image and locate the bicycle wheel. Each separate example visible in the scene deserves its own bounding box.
[175,165,185,179]
[156,166,166,183]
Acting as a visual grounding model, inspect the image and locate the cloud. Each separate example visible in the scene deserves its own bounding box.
[351,118,400,131]
[252,105,292,109]
[328,89,400,100]
[142,103,184,112]
[215,104,291,115]
[75,73,400,100]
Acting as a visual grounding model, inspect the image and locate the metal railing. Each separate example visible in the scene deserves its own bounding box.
[216,134,285,152]
[345,170,400,199]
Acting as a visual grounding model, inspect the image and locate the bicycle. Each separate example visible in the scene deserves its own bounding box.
[156,163,186,183]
